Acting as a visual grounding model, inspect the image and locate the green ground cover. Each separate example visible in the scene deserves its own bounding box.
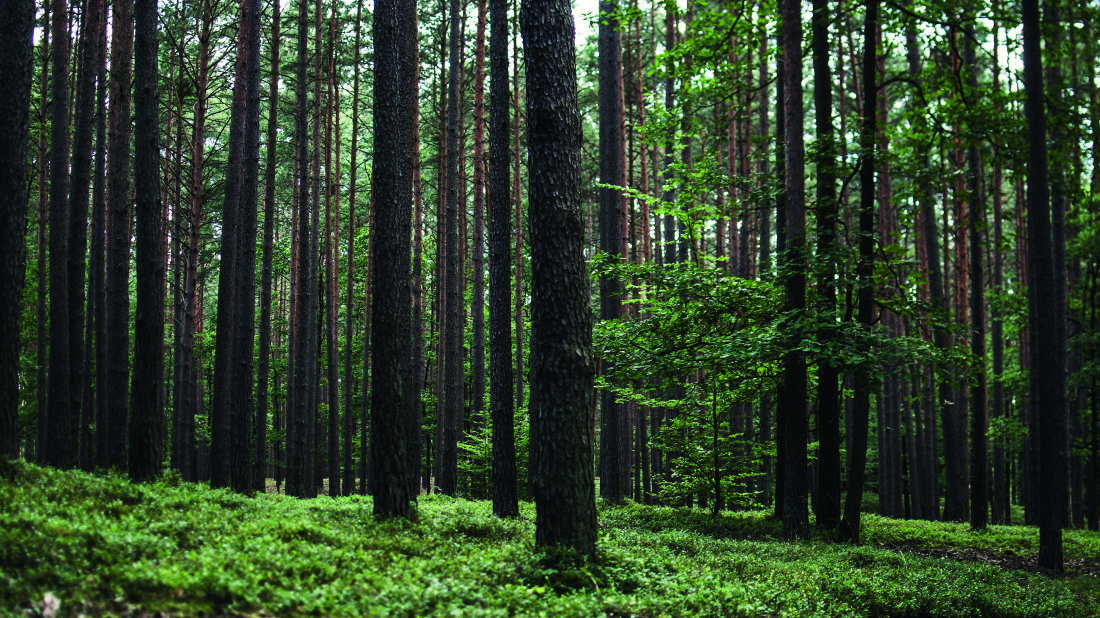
[1,462,1097,617]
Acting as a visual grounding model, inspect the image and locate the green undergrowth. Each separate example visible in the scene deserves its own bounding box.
[1,462,1097,617]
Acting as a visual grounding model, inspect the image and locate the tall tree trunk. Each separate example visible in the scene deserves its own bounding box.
[35,2,50,463]
[69,0,104,470]
[521,0,597,557]
[513,0,524,424]
[91,14,107,469]
[489,0,518,517]
[410,31,425,494]
[598,0,626,501]
[130,0,164,482]
[324,0,339,496]
[840,0,876,542]
[46,0,73,469]
[964,18,988,530]
[812,0,840,530]
[289,0,314,499]
[990,9,1006,526]
[210,0,250,488]
[780,0,809,540]
[179,0,211,482]
[773,30,786,520]
[0,0,33,460]
[101,38,132,476]
[367,0,417,517]
[256,0,281,492]
[1023,0,1063,570]
[230,0,263,493]
[345,0,363,495]
[308,0,324,495]
[441,0,464,496]
[472,0,487,437]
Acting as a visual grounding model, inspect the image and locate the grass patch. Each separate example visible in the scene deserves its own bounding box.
[1,462,1096,617]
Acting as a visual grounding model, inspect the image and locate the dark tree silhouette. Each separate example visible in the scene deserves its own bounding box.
[0,0,33,461]
[1022,0,1063,571]
[598,0,627,502]
[489,0,518,517]
[780,0,809,540]
[46,0,72,469]
[367,0,417,518]
[812,0,840,530]
[256,0,281,492]
[521,0,598,558]
[441,0,464,496]
[840,0,876,543]
[129,0,164,482]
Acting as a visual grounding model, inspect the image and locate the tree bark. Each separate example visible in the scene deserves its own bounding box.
[367,0,417,518]
[441,0,464,496]
[0,0,33,460]
[598,0,626,502]
[490,0,519,517]
[256,0,281,492]
[472,0,487,437]
[69,0,104,470]
[521,0,597,556]
[780,0,809,540]
[1022,0,1063,570]
[46,0,73,469]
[839,0,876,543]
[129,0,164,482]
[345,0,363,496]
[812,0,840,530]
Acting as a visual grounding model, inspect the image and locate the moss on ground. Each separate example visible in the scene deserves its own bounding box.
[1,462,1096,617]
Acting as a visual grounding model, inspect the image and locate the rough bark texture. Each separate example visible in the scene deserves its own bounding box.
[521,0,598,557]
[91,16,108,470]
[840,0,876,543]
[367,0,417,518]
[344,0,363,496]
[780,0,809,541]
[472,0,487,436]
[46,0,73,469]
[289,0,314,499]
[812,0,840,530]
[129,0,164,482]
[0,0,33,460]
[490,0,519,517]
[69,0,104,470]
[598,0,627,502]
[230,0,263,493]
[441,0,464,496]
[257,0,281,492]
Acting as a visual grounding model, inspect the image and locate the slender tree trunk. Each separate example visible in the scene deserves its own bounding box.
[839,0,876,543]
[780,0,809,540]
[990,10,1006,526]
[104,0,133,472]
[180,0,211,482]
[256,0,281,492]
[963,18,988,530]
[490,0,518,516]
[410,31,425,495]
[441,0,464,496]
[0,0,33,460]
[46,0,73,469]
[345,0,363,495]
[324,0,339,496]
[1023,0,1063,570]
[69,0,104,470]
[35,3,50,463]
[289,0,314,499]
[598,0,626,501]
[773,30,786,521]
[513,0,524,420]
[91,15,107,469]
[521,0,598,557]
[472,0,487,436]
[812,0,840,530]
[130,0,164,482]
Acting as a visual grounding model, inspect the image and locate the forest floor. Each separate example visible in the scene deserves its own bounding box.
[2,462,1098,617]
